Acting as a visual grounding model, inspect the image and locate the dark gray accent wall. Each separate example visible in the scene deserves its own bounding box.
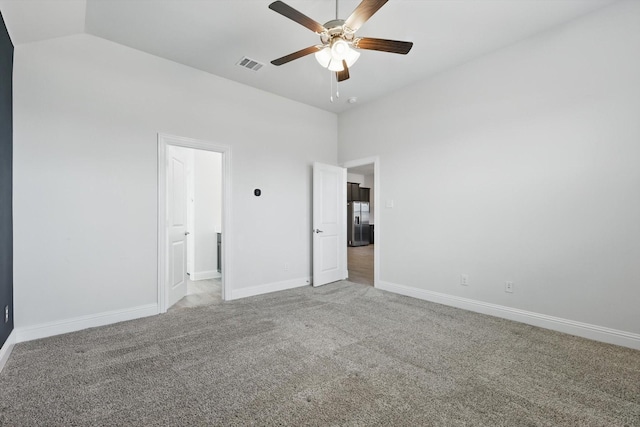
[0,11,13,347]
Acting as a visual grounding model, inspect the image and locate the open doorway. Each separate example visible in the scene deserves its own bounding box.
[174,146,222,309]
[157,134,231,313]
[344,159,378,287]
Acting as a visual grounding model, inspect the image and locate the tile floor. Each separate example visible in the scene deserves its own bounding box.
[171,276,222,309]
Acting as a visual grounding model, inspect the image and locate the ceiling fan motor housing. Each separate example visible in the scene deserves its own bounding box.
[320,19,355,46]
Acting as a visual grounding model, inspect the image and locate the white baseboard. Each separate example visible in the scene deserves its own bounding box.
[0,330,16,373]
[190,270,221,281]
[378,281,640,350]
[15,304,159,344]
[230,277,311,300]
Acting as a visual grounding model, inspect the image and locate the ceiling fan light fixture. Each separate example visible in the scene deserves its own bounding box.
[316,40,359,71]
[344,47,360,68]
[314,47,332,68]
[327,58,345,72]
[330,38,349,60]
[331,38,360,68]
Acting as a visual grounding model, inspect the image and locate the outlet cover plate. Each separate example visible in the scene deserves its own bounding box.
[460,274,469,286]
[505,281,514,293]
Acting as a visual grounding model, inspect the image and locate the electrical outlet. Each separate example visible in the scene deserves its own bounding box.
[460,274,469,286]
[505,281,514,293]
[284,263,290,272]
[4,305,8,323]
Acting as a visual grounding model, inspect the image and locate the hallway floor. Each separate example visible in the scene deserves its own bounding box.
[347,244,374,286]
[172,276,222,309]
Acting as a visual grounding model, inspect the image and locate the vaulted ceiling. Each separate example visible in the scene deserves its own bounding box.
[0,0,617,113]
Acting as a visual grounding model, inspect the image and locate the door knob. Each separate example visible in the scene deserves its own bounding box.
[184,231,191,236]
[313,229,323,234]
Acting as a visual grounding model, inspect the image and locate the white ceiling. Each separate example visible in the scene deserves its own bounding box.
[0,0,617,113]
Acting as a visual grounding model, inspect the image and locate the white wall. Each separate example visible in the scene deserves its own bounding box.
[13,34,337,328]
[339,1,640,337]
[193,150,221,279]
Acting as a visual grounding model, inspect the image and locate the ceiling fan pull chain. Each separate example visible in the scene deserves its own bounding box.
[329,70,334,103]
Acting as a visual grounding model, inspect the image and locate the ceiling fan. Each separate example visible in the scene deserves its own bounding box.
[268,0,413,82]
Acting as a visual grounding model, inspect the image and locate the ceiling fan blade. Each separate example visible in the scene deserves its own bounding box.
[344,0,389,32]
[336,60,350,82]
[268,1,326,34]
[354,37,413,54]
[271,46,319,66]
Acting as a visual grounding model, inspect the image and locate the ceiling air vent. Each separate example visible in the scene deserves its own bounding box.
[237,56,264,72]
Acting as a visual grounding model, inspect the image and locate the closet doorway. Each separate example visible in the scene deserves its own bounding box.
[157,134,231,313]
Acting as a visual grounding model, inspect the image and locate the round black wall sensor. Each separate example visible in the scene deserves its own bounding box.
[254,189,261,197]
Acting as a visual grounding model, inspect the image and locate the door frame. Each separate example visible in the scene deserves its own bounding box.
[157,133,232,312]
[342,156,380,288]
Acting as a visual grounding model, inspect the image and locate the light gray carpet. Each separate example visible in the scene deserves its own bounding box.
[0,281,638,426]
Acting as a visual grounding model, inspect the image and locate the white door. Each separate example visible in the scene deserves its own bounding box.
[166,146,188,307]
[313,162,347,286]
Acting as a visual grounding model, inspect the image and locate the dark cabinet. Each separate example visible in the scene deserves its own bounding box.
[359,187,370,203]
[347,182,370,202]
[351,183,360,201]
[347,182,359,202]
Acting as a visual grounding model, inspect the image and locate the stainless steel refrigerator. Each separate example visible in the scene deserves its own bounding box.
[347,201,370,247]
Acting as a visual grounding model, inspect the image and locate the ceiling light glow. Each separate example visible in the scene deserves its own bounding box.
[315,38,360,72]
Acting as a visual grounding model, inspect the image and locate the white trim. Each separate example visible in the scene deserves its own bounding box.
[158,133,232,313]
[14,304,158,344]
[230,277,311,300]
[0,330,16,373]
[378,281,640,350]
[342,156,380,288]
[189,270,221,281]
